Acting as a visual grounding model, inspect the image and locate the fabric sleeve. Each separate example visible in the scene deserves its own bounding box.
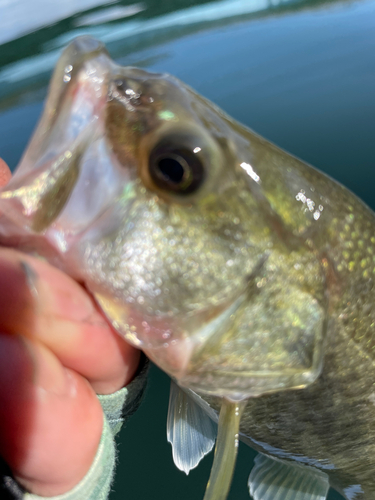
[0,356,149,500]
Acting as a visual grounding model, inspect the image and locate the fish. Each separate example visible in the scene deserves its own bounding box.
[0,35,374,500]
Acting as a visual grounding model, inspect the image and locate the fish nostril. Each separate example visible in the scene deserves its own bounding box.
[111,67,170,100]
[109,78,143,105]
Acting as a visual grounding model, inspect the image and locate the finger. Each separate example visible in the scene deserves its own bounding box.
[0,158,11,186]
[0,248,140,395]
[0,332,103,496]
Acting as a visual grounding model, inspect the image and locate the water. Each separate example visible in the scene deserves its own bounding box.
[1,0,374,499]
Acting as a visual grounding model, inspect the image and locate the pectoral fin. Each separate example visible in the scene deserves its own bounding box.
[167,380,216,475]
[248,454,329,500]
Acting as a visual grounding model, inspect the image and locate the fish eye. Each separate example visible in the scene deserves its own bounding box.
[148,136,205,195]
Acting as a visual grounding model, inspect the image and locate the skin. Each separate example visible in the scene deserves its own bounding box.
[0,158,141,497]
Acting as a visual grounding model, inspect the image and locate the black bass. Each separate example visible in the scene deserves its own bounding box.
[0,37,374,500]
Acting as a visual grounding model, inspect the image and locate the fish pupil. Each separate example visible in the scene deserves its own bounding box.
[157,156,186,184]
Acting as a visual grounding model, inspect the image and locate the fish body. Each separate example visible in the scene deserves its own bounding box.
[0,37,374,500]
[194,143,375,498]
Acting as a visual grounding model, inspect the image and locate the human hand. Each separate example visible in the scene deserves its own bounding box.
[0,158,141,497]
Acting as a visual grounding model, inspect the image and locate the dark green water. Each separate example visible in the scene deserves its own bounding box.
[0,1,374,499]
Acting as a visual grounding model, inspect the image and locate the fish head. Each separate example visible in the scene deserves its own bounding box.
[0,37,328,401]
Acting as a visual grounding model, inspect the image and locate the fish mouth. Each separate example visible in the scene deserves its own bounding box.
[0,37,112,239]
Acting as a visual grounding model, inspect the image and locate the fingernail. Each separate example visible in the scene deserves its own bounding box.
[0,158,11,186]
[20,260,38,298]
[0,249,96,330]
[22,256,96,322]
[0,251,35,336]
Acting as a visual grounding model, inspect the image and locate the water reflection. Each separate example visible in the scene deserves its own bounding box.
[74,3,146,27]
[0,0,370,88]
